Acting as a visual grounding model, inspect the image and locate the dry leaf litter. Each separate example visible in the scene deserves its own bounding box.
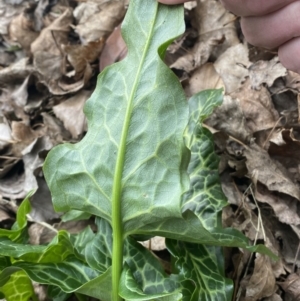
[1,0,300,300]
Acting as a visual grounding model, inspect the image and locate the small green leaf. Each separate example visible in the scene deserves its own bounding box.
[0,193,33,242]
[0,231,74,263]
[0,270,37,301]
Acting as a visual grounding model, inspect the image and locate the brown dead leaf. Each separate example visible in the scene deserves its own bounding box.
[139,237,166,251]
[191,0,238,52]
[244,254,276,300]
[231,79,280,134]
[285,71,300,93]
[214,43,250,93]
[248,57,287,90]
[99,25,127,72]
[244,142,300,200]
[63,39,105,78]
[31,7,72,93]
[267,129,300,187]
[255,184,300,227]
[0,0,28,35]
[30,177,59,222]
[279,273,300,300]
[53,90,91,138]
[183,63,224,98]
[0,122,12,150]
[171,0,238,73]
[171,35,224,73]
[9,9,39,53]
[0,57,34,86]
[33,0,58,31]
[205,94,251,143]
[41,112,70,144]
[10,135,53,199]
[263,294,283,301]
[31,7,71,55]
[74,1,126,44]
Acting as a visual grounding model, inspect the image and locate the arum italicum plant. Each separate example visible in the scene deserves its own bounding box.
[0,1,275,301]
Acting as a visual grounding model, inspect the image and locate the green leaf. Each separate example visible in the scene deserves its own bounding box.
[182,89,225,231]
[43,0,188,236]
[80,217,112,273]
[0,270,37,301]
[0,231,74,263]
[119,237,181,300]
[0,193,33,242]
[61,210,91,222]
[167,240,232,301]
[47,286,71,301]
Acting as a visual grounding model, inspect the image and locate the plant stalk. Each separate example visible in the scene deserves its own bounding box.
[111,3,159,300]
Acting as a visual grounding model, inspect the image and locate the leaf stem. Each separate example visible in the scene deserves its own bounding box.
[111,2,158,300]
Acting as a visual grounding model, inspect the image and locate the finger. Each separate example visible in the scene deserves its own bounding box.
[241,1,300,49]
[279,37,300,74]
[220,0,295,17]
[158,0,188,4]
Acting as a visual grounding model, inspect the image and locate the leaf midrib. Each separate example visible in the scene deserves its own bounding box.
[111,4,159,301]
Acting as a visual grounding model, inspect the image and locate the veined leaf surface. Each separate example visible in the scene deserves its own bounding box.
[43,0,189,235]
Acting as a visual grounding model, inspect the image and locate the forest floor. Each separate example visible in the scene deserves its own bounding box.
[0,0,300,300]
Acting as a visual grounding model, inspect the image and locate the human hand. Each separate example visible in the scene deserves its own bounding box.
[160,0,300,74]
[219,0,300,74]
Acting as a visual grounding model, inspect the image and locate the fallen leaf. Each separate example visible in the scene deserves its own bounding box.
[171,0,239,73]
[99,25,127,71]
[63,39,105,78]
[205,94,251,142]
[244,142,300,200]
[248,57,287,90]
[244,254,276,300]
[0,0,28,35]
[279,273,300,301]
[74,1,125,44]
[53,90,91,138]
[214,43,250,93]
[183,63,224,97]
[231,78,280,133]
[9,9,39,53]
[255,184,300,226]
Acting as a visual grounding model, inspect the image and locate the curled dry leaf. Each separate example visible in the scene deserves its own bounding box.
[31,7,72,94]
[74,1,126,44]
[244,142,300,200]
[53,90,91,139]
[205,94,251,142]
[0,123,12,150]
[244,254,276,301]
[0,0,28,35]
[99,25,127,71]
[248,57,287,90]
[9,10,39,53]
[62,39,105,78]
[279,273,300,300]
[231,78,280,133]
[139,237,166,251]
[183,63,224,97]
[255,184,300,227]
[171,35,224,73]
[214,43,250,93]
[171,0,239,73]
[263,294,283,301]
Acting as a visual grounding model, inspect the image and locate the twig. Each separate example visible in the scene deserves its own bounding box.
[26,214,58,234]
